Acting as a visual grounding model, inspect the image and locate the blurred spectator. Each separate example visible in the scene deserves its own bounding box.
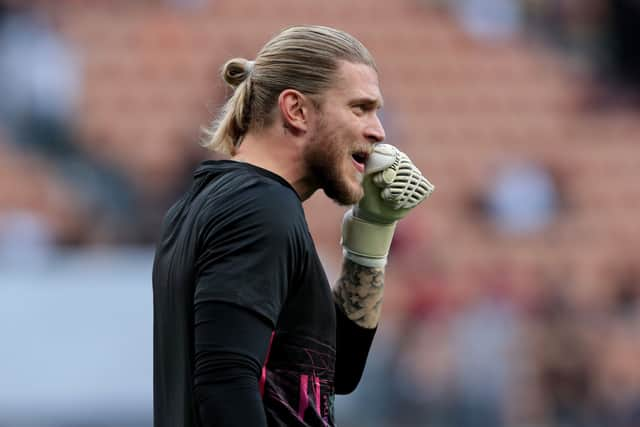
[522,0,607,58]
[604,0,640,90]
[0,2,79,154]
[610,263,640,318]
[469,159,564,236]
[593,324,640,427]
[451,0,523,40]
[521,0,640,106]
[0,2,146,245]
[531,283,599,427]
[387,313,456,427]
[447,283,517,427]
[379,264,518,427]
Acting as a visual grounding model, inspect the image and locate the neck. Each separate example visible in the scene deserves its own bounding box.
[233,128,318,201]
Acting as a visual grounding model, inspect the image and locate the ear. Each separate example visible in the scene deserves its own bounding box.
[278,89,312,134]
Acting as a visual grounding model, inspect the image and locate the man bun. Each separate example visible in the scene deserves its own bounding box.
[222,58,254,89]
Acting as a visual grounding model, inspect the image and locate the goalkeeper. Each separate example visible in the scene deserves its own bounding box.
[152,25,434,427]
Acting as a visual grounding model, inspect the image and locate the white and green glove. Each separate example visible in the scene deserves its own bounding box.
[342,144,435,268]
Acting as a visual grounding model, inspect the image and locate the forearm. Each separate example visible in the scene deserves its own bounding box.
[194,357,267,427]
[194,302,272,426]
[332,258,385,329]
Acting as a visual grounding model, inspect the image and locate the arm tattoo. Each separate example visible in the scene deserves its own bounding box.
[333,259,385,329]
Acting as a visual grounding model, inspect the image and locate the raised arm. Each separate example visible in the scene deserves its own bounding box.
[333,259,385,329]
[336,143,434,326]
[333,144,434,392]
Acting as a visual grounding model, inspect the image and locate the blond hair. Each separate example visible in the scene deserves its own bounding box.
[202,25,376,155]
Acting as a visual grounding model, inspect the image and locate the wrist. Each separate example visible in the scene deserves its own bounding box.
[342,249,388,268]
[341,209,396,268]
[352,205,396,225]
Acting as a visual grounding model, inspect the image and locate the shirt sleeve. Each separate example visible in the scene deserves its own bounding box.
[193,301,273,427]
[334,302,377,394]
[194,179,301,328]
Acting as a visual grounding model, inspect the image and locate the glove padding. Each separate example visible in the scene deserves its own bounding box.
[342,144,435,267]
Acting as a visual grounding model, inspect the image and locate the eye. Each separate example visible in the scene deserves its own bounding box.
[352,105,366,116]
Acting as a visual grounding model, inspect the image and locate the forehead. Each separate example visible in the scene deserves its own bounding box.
[328,61,383,106]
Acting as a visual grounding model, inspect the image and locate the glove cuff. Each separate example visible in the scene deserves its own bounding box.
[342,249,388,268]
[341,209,396,268]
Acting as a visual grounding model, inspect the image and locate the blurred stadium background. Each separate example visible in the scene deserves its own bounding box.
[1,0,639,426]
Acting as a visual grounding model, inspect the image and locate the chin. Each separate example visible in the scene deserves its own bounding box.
[314,157,365,205]
[325,179,363,206]
[326,192,361,207]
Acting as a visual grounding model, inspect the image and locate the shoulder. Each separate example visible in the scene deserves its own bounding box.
[222,166,301,215]
[198,162,305,235]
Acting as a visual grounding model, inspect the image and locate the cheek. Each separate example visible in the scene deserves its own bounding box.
[333,127,355,154]
[311,117,355,171]
[331,137,353,171]
[321,128,346,158]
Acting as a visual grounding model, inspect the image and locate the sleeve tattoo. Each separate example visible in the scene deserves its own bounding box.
[333,259,385,329]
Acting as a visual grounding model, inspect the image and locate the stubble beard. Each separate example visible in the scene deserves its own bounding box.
[304,120,364,206]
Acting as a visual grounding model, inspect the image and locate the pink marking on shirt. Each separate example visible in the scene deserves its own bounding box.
[259,331,275,397]
[298,374,309,419]
[314,375,321,411]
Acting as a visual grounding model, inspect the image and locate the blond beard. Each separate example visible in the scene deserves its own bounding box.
[304,122,363,206]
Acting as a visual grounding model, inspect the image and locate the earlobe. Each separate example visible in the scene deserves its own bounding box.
[279,89,308,134]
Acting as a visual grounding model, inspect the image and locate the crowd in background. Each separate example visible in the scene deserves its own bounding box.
[1,1,640,426]
[345,253,640,427]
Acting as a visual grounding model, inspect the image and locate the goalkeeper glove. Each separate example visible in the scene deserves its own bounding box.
[341,143,435,268]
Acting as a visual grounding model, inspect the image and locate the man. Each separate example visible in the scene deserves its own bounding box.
[152,25,434,426]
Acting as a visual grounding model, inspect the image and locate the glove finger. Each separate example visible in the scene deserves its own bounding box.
[380,158,435,209]
[372,167,397,188]
[365,143,399,175]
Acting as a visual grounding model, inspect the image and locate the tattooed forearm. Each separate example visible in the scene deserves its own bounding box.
[333,258,385,329]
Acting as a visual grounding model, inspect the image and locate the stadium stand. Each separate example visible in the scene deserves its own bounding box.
[2,1,639,425]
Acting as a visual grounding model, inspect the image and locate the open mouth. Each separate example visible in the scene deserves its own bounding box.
[351,152,369,173]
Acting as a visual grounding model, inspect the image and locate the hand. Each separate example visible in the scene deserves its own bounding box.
[341,144,434,267]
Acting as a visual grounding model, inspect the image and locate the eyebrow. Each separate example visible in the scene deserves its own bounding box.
[351,96,384,109]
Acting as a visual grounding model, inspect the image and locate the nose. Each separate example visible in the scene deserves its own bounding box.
[365,114,385,143]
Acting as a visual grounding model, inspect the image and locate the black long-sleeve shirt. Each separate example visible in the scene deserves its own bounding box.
[153,161,376,427]
[193,302,375,426]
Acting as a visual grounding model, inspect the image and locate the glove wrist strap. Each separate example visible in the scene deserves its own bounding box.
[341,210,396,267]
[342,249,388,268]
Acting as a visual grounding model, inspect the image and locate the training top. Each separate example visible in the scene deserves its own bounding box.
[152,160,376,427]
